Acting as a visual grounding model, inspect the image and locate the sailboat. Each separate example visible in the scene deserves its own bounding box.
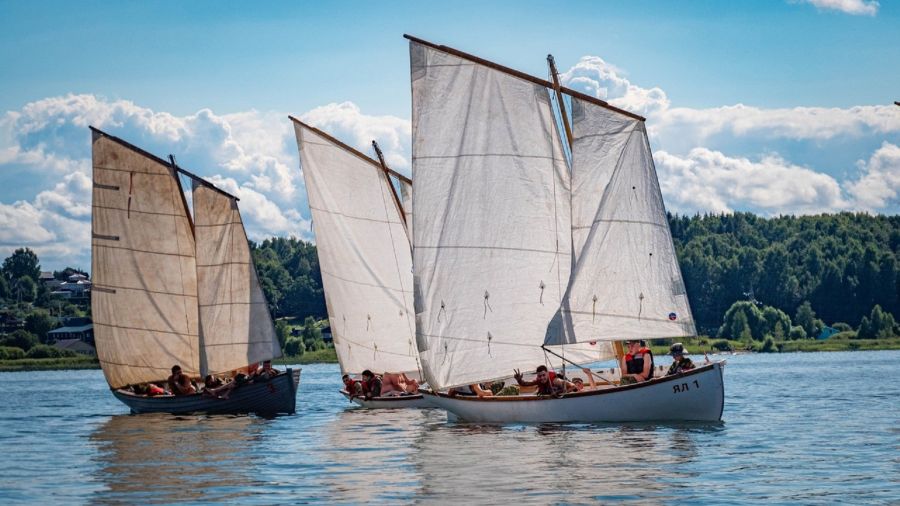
[90,128,301,415]
[405,35,724,423]
[290,117,429,408]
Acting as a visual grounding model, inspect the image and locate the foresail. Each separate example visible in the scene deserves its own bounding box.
[90,131,200,389]
[294,122,419,376]
[409,41,608,391]
[545,98,696,346]
[194,183,282,376]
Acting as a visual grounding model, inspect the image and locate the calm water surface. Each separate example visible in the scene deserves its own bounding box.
[1,351,898,504]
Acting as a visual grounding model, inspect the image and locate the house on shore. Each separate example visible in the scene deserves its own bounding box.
[53,338,96,356]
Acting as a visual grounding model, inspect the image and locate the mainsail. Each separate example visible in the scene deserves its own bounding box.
[91,130,201,389]
[408,39,609,391]
[292,119,420,377]
[544,98,696,345]
[194,183,282,375]
[91,129,282,389]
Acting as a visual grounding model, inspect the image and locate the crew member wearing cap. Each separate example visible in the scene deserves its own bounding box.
[666,342,695,376]
[620,340,654,385]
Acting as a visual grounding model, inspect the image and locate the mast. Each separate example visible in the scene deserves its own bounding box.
[404,34,645,122]
[372,140,409,230]
[547,54,573,148]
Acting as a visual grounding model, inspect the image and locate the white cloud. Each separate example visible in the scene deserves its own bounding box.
[300,102,411,172]
[0,94,413,269]
[846,142,900,210]
[655,148,849,215]
[797,0,879,16]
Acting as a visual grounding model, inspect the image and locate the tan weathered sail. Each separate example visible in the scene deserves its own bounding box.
[193,183,282,375]
[293,120,419,376]
[91,130,201,389]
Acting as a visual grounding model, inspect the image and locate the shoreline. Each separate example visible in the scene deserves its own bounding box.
[2,340,898,372]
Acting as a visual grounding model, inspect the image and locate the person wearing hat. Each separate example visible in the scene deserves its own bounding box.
[666,343,695,376]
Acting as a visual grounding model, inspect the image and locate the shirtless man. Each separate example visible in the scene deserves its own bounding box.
[167,365,196,395]
[513,365,576,396]
[381,372,420,396]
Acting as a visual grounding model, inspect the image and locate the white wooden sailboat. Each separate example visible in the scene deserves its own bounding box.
[406,35,724,423]
[90,128,300,415]
[291,117,430,408]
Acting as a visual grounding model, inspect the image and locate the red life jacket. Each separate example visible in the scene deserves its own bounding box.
[625,348,655,379]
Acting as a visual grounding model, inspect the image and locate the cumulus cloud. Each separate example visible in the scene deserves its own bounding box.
[656,148,849,215]
[797,0,879,16]
[0,94,412,269]
[846,142,900,210]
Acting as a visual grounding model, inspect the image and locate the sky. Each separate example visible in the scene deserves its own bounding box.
[0,0,898,271]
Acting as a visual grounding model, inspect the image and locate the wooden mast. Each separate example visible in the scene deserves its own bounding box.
[547,54,573,148]
[372,140,409,230]
[288,116,412,185]
[404,34,645,122]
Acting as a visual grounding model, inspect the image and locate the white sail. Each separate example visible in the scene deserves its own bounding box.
[398,178,413,240]
[294,122,420,376]
[193,183,282,375]
[545,98,696,345]
[91,131,201,389]
[409,41,608,391]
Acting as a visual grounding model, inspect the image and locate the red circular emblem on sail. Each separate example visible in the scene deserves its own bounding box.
[668,312,677,321]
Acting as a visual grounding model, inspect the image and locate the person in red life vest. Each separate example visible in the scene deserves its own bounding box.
[513,365,576,396]
[342,374,365,400]
[360,370,383,400]
[620,340,654,385]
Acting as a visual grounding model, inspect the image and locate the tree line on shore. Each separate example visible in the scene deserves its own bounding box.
[2,212,898,361]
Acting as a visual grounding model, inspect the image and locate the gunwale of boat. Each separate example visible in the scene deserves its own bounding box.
[339,390,433,409]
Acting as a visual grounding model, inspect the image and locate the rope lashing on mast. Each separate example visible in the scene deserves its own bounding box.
[483,290,493,318]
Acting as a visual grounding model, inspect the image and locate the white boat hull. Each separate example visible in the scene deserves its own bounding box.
[112,369,301,415]
[340,390,433,409]
[424,362,725,423]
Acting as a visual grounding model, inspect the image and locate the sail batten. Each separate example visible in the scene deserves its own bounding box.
[294,120,420,377]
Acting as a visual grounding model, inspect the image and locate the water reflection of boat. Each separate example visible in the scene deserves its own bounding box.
[89,414,266,503]
[410,419,714,503]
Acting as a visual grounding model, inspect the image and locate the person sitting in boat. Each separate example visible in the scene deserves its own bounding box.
[448,383,493,397]
[666,343,695,376]
[620,340,654,385]
[513,365,576,396]
[361,370,383,400]
[252,360,280,382]
[167,365,196,395]
[342,374,365,400]
[572,368,598,392]
[381,372,420,396]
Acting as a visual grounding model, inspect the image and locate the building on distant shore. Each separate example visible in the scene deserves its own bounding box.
[48,323,94,344]
[53,338,96,356]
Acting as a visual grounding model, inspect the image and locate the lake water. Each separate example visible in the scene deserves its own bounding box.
[1,351,898,504]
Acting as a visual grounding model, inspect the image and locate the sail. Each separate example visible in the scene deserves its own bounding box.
[193,183,282,375]
[409,41,609,391]
[91,131,201,389]
[294,122,419,376]
[398,178,413,240]
[545,98,696,345]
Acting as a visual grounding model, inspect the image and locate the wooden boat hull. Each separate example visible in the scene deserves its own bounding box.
[424,362,725,424]
[340,390,433,409]
[112,369,301,415]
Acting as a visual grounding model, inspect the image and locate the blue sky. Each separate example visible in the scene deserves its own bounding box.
[0,0,898,269]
